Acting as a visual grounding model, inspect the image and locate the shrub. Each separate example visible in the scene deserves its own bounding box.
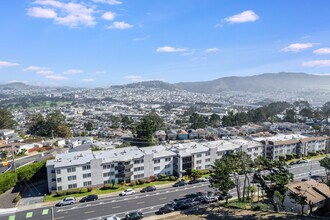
[158,174,168,180]
[285,154,294,160]
[0,171,17,194]
[149,176,157,182]
[279,155,285,161]
[87,186,95,192]
[138,179,145,185]
[199,169,210,175]
[16,160,46,183]
[101,184,120,190]
[252,203,269,211]
[308,152,317,156]
[169,176,177,181]
[80,187,88,193]
[129,181,136,186]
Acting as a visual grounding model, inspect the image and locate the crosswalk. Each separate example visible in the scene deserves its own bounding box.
[6,208,50,220]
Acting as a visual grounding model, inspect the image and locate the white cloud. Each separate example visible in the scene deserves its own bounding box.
[81,78,95,82]
[0,61,20,68]
[313,48,330,55]
[45,74,68,80]
[281,43,316,52]
[204,48,220,53]
[106,21,133,29]
[302,60,330,67]
[36,70,55,76]
[63,69,84,75]
[224,10,259,24]
[23,66,48,71]
[28,1,96,27]
[156,46,187,53]
[92,0,122,5]
[125,75,142,82]
[27,7,57,18]
[101,11,116,21]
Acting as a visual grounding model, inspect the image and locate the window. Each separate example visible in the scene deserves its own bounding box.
[134,174,144,179]
[57,178,62,183]
[83,181,92,186]
[165,157,171,162]
[205,158,211,162]
[56,169,61,174]
[196,160,202,164]
[83,173,91,178]
[196,154,202,158]
[103,172,110,177]
[205,152,210,156]
[104,180,111,184]
[67,167,76,173]
[82,165,90,170]
[103,164,112,169]
[154,166,160,171]
[134,167,144,172]
[165,164,171,169]
[68,175,76,181]
[68,184,77,189]
[57,186,62,191]
[154,159,160,164]
[205,164,211,168]
[134,159,144,164]
[196,166,202,170]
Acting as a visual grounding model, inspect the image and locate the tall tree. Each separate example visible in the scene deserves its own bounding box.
[84,121,93,131]
[0,109,17,129]
[319,157,330,184]
[209,113,221,127]
[299,108,313,118]
[284,109,297,123]
[322,101,330,119]
[289,191,308,216]
[210,159,235,204]
[135,113,165,146]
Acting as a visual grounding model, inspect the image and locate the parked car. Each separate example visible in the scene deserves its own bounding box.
[173,181,187,187]
[104,216,121,220]
[200,177,210,182]
[200,195,218,204]
[119,188,135,196]
[80,194,98,202]
[289,161,297,165]
[174,200,193,210]
[56,197,76,206]
[125,211,143,220]
[188,179,200,184]
[140,186,156,193]
[156,204,175,214]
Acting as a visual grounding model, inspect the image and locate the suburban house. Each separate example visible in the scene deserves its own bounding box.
[283,180,330,215]
[154,130,166,141]
[187,129,199,139]
[177,129,189,140]
[167,130,177,140]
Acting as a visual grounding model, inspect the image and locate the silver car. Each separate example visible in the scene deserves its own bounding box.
[57,197,76,206]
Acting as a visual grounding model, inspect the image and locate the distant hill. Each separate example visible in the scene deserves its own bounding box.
[114,72,330,94]
[0,82,32,90]
[111,80,178,91]
[174,72,330,93]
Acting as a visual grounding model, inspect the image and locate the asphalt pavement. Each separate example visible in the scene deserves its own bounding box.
[0,160,326,220]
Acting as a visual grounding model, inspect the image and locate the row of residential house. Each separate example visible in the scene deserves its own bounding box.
[156,122,315,141]
[46,134,329,193]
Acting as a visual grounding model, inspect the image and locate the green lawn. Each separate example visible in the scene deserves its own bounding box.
[223,199,252,209]
[44,180,173,202]
[286,154,329,163]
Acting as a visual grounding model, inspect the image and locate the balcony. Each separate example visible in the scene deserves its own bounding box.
[115,171,133,178]
[115,164,133,170]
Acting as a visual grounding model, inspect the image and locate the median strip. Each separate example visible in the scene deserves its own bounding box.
[84,211,95,214]
[136,201,145,204]
[159,197,167,200]
[112,206,121,209]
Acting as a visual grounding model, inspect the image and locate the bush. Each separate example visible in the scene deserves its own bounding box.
[169,176,177,181]
[16,160,46,183]
[101,184,120,190]
[252,203,269,211]
[0,171,17,194]
[158,174,168,181]
[129,181,136,186]
[199,169,210,175]
[80,187,88,193]
[149,176,157,182]
[87,186,95,192]
[308,152,317,156]
[137,179,145,185]
[285,154,294,160]
[279,155,285,161]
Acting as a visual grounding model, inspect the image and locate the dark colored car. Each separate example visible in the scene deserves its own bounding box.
[157,205,175,214]
[125,212,143,220]
[173,181,187,187]
[80,194,98,202]
[140,186,156,193]
[200,195,218,204]
[188,179,200,185]
[174,201,192,210]
[289,161,297,165]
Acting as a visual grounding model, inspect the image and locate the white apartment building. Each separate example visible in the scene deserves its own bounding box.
[254,134,329,160]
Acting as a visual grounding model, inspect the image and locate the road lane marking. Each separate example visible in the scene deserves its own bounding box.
[8,216,15,220]
[159,197,167,200]
[112,205,121,209]
[26,212,33,218]
[42,209,49,215]
[137,201,145,204]
[84,211,95,214]
[54,217,64,220]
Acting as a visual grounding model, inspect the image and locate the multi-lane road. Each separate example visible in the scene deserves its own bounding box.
[0,160,326,220]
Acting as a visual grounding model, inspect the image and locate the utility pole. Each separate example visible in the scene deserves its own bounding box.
[11,142,16,172]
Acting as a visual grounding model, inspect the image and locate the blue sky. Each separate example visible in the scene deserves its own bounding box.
[0,0,330,87]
